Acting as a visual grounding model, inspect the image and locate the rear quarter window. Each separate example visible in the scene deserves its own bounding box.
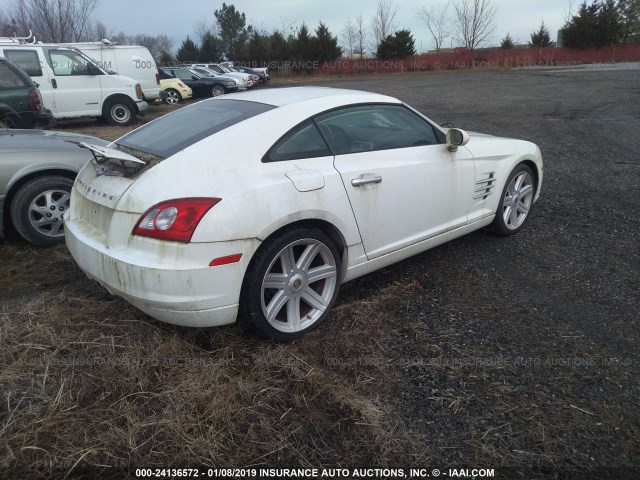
[0,61,27,88]
[3,50,42,77]
[116,99,275,158]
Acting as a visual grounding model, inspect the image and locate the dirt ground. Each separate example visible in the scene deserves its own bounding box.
[1,69,639,479]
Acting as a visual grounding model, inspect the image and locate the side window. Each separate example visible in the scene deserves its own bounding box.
[265,121,331,162]
[0,62,27,88]
[315,104,440,155]
[173,70,192,80]
[48,50,92,76]
[4,50,42,77]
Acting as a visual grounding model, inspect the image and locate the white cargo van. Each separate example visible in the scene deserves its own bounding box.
[61,41,161,102]
[0,37,147,125]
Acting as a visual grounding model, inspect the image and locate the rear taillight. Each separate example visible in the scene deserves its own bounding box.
[133,198,220,243]
[27,90,42,110]
[155,73,160,85]
[178,82,186,88]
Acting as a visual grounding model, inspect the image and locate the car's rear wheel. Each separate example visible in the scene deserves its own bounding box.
[490,164,536,235]
[240,227,341,341]
[164,89,181,104]
[0,117,14,128]
[10,175,73,247]
[103,98,135,126]
[211,85,225,97]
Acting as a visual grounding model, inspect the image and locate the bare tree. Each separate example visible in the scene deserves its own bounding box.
[92,21,113,41]
[370,0,399,50]
[355,13,367,59]
[10,0,99,42]
[562,0,575,24]
[126,34,175,63]
[111,30,128,45]
[341,16,357,58]
[0,11,16,36]
[278,16,297,37]
[417,2,452,53]
[451,0,498,51]
[194,19,218,43]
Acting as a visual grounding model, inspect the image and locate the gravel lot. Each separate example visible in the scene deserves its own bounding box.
[1,69,639,479]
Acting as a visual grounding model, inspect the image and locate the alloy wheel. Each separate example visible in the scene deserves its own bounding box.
[260,238,338,333]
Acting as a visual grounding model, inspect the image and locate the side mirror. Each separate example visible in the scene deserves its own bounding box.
[446,128,470,152]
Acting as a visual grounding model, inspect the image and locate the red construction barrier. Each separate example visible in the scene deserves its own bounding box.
[313,44,640,75]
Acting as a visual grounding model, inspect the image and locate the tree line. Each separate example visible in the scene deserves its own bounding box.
[1,0,638,69]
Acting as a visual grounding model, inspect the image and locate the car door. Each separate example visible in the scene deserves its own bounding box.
[45,48,102,117]
[319,104,476,260]
[170,69,207,96]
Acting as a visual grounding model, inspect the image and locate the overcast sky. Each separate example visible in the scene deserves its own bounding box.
[1,0,570,52]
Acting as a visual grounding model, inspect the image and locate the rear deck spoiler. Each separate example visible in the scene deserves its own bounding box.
[76,142,145,176]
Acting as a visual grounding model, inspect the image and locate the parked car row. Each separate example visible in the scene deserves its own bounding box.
[1,33,273,122]
[0,35,148,126]
[158,63,270,104]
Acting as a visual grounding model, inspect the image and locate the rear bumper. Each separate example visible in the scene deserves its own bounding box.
[7,109,54,129]
[65,216,260,327]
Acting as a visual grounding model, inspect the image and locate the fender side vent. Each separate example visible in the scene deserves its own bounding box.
[474,172,496,200]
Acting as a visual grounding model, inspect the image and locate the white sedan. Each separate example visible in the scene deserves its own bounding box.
[65,87,543,341]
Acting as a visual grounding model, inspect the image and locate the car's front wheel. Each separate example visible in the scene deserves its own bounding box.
[211,85,225,97]
[103,98,135,126]
[164,89,181,105]
[490,163,536,235]
[10,175,73,247]
[240,227,341,341]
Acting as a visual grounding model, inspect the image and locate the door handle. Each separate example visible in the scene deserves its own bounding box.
[351,174,382,187]
[51,79,57,89]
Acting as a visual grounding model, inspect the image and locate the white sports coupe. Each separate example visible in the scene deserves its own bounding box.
[65,87,543,340]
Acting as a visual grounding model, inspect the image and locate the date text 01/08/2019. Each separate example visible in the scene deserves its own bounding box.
[134,467,496,478]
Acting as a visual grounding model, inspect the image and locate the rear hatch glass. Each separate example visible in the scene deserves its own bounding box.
[116,99,275,159]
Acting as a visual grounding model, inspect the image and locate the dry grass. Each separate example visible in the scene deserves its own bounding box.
[0,242,428,479]
[2,239,638,479]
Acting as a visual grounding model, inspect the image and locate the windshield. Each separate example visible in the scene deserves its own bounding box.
[116,99,275,158]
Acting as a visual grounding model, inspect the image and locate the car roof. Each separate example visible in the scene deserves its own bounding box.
[224,86,398,107]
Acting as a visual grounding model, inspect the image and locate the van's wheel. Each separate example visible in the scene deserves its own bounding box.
[211,85,225,97]
[164,89,181,104]
[240,227,341,341]
[10,175,73,247]
[103,98,135,126]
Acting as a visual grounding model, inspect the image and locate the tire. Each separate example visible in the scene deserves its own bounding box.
[10,175,73,247]
[490,163,536,235]
[164,89,181,105]
[211,85,225,97]
[240,227,342,341]
[103,98,135,126]
[0,117,14,128]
